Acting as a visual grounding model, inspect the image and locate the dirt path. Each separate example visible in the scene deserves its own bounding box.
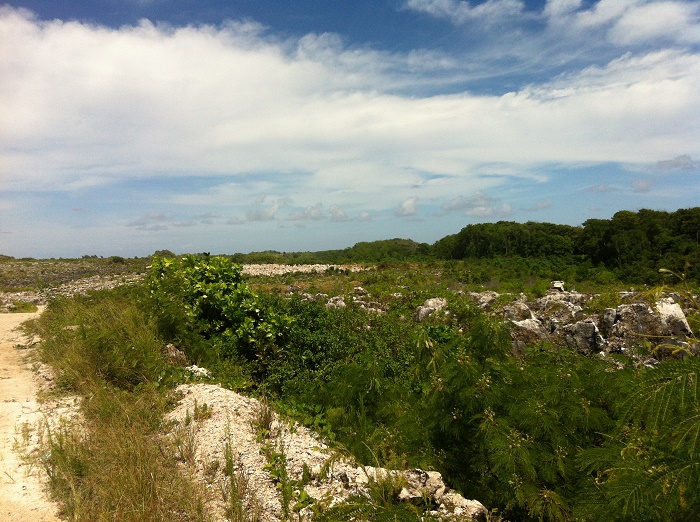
[0,309,60,522]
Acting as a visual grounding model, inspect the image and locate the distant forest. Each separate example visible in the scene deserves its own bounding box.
[231,207,700,284]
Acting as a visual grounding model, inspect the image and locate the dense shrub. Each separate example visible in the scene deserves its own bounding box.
[145,254,293,367]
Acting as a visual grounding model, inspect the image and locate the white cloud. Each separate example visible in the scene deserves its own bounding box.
[442,192,513,217]
[405,0,526,24]
[1,5,699,257]
[395,197,419,217]
[2,6,698,198]
[655,154,699,170]
[245,198,290,221]
[288,203,325,221]
[329,205,349,221]
[127,212,169,230]
[609,2,700,45]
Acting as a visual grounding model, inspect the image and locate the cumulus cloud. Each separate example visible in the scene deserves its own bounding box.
[609,1,700,45]
[395,197,419,217]
[329,205,349,222]
[245,198,290,221]
[1,4,699,257]
[288,203,325,221]
[127,212,169,231]
[442,192,513,217]
[655,154,699,171]
[1,5,698,205]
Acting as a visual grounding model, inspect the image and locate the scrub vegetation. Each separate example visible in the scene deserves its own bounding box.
[12,207,700,521]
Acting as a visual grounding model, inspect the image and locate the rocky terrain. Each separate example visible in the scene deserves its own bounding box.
[2,262,697,521]
[168,383,488,521]
[0,263,364,312]
[294,281,697,363]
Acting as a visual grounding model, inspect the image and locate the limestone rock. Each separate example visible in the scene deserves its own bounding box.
[414,297,448,322]
[468,291,500,310]
[656,297,693,337]
[326,295,346,309]
[163,343,188,366]
[502,300,534,321]
[599,308,617,338]
[551,281,565,292]
[562,320,606,354]
[437,491,489,521]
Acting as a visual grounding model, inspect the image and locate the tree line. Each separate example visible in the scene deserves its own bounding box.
[231,207,700,283]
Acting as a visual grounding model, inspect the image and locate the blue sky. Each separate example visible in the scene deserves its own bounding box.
[1,1,699,258]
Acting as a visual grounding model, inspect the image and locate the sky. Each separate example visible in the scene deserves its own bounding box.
[1,0,699,258]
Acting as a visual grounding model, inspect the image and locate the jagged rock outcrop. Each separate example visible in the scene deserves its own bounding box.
[495,289,697,358]
[562,320,606,354]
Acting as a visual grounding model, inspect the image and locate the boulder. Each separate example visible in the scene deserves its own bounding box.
[599,308,617,338]
[502,300,534,321]
[562,320,606,354]
[551,281,565,292]
[511,318,549,351]
[398,469,447,502]
[656,297,693,337]
[437,492,488,521]
[163,343,188,366]
[468,291,500,310]
[414,297,448,322]
[607,303,667,353]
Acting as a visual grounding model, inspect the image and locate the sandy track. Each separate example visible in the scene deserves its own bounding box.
[0,309,59,522]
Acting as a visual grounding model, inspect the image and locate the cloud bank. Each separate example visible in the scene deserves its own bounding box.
[0,2,699,256]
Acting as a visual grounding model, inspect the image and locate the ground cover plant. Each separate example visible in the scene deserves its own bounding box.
[31,287,209,522]
[9,206,699,521]
[136,254,699,521]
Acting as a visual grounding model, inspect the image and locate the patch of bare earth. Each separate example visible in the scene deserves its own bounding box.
[0,308,59,522]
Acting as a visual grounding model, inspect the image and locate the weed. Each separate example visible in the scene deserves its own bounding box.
[33,290,209,522]
[250,396,276,441]
[8,300,39,313]
[173,419,199,466]
[222,417,263,522]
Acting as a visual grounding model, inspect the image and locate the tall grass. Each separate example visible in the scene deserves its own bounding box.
[33,287,209,521]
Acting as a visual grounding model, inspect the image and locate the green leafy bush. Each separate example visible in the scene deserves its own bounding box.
[145,254,293,367]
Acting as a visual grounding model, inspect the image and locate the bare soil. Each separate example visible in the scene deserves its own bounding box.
[0,308,59,522]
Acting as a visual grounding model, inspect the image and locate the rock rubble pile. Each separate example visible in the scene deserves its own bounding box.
[168,384,488,521]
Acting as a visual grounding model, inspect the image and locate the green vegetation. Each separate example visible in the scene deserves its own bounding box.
[14,206,700,521]
[0,255,150,291]
[32,287,208,521]
[229,207,700,286]
[141,254,699,520]
[7,300,38,313]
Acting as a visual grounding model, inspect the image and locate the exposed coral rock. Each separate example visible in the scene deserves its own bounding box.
[502,300,534,321]
[163,343,189,366]
[468,291,500,310]
[168,384,488,521]
[414,297,448,322]
[325,295,346,309]
[656,297,693,336]
[562,320,606,354]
